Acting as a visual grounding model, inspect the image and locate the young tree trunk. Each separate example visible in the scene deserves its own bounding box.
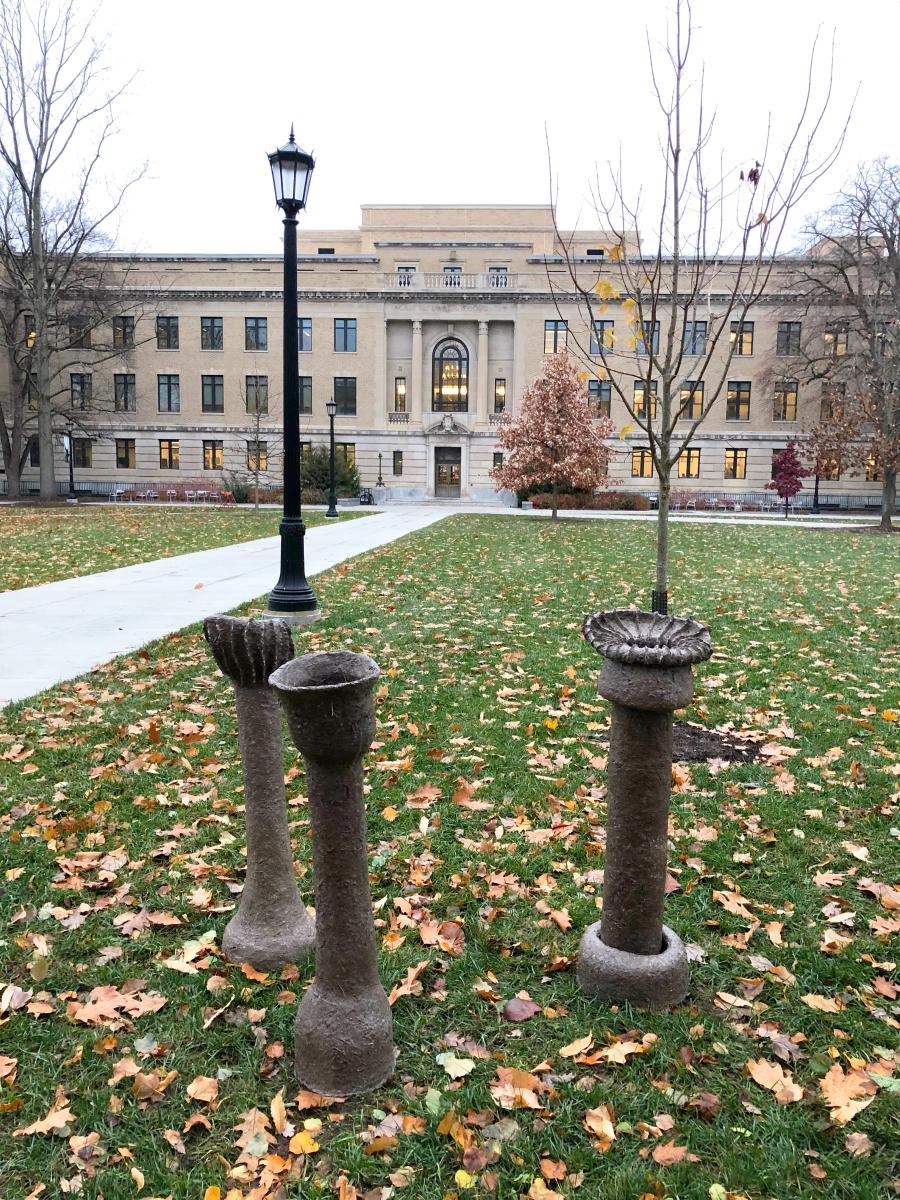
[881,469,896,531]
[551,480,559,521]
[654,474,670,611]
[784,495,789,519]
[812,473,820,513]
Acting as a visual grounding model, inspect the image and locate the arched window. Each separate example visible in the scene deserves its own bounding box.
[432,338,469,412]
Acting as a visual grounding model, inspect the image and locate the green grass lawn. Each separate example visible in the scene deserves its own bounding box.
[1,516,898,1200]
[0,505,367,592]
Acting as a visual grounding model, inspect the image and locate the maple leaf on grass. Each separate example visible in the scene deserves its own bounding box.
[746,1058,804,1105]
[13,1087,74,1136]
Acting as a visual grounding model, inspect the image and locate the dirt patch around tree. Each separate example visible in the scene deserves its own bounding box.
[592,720,760,763]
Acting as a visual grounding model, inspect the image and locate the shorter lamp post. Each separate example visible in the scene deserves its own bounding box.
[66,419,77,503]
[377,452,384,487]
[325,396,339,518]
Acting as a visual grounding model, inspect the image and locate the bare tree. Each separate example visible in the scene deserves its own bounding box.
[0,0,142,498]
[788,160,900,531]
[550,0,846,610]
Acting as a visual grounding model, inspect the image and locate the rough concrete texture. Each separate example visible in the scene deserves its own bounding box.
[579,609,711,1005]
[203,616,316,970]
[577,921,690,1007]
[270,651,394,1096]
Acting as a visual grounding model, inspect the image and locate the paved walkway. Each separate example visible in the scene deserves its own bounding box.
[0,503,875,706]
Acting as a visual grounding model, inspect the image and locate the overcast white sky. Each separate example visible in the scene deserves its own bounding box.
[89,0,896,255]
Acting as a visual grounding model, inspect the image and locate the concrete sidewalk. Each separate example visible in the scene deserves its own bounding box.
[0,503,874,706]
[0,507,450,706]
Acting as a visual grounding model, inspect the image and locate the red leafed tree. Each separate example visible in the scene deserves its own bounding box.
[767,441,806,518]
[491,351,612,519]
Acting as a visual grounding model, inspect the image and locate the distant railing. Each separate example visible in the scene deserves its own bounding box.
[388,411,410,423]
[380,272,519,292]
[489,412,507,424]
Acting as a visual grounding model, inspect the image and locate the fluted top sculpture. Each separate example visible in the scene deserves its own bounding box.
[204,615,295,687]
[583,609,712,668]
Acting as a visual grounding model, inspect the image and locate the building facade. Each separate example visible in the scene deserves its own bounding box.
[1,204,883,503]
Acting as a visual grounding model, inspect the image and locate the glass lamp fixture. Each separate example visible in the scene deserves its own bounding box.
[326,396,337,419]
[268,127,315,213]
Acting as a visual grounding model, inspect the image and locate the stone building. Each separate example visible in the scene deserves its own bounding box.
[0,204,883,503]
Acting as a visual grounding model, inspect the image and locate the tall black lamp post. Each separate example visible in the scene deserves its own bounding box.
[66,418,77,503]
[265,128,319,623]
[325,396,339,518]
[377,452,384,487]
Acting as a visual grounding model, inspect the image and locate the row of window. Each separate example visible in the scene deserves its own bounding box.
[547,317,851,358]
[56,438,361,472]
[101,315,358,353]
[64,373,360,416]
[584,378,803,422]
[629,447,879,481]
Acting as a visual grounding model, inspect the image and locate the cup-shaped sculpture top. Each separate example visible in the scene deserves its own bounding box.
[204,615,294,687]
[584,610,712,668]
[270,651,380,764]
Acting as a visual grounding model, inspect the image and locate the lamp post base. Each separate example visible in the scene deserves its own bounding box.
[263,608,321,627]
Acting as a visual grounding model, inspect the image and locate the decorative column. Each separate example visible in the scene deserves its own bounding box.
[203,616,316,970]
[270,651,394,1095]
[577,610,712,1007]
[411,319,423,424]
[511,318,526,418]
[476,319,489,423]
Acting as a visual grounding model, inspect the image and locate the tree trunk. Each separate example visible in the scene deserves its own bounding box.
[881,469,896,531]
[551,480,558,521]
[653,471,670,611]
[812,473,820,514]
[784,495,789,519]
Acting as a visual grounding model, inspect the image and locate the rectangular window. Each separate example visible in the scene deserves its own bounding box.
[245,317,268,351]
[493,451,504,468]
[202,374,224,413]
[335,442,356,468]
[245,375,268,414]
[116,438,135,469]
[724,448,747,479]
[726,380,751,421]
[247,440,268,471]
[631,448,654,478]
[394,377,407,412]
[544,319,568,354]
[678,448,701,478]
[23,313,36,349]
[156,316,179,350]
[28,435,39,466]
[70,372,92,408]
[201,316,223,350]
[865,453,881,482]
[825,322,848,357]
[682,320,707,355]
[773,381,798,422]
[442,265,462,288]
[157,374,180,413]
[821,381,845,421]
[334,376,357,416]
[590,319,614,355]
[488,266,508,288]
[588,378,611,419]
[638,320,660,355]
[334,318,357,352]
[633,379,657,420]
[493,378,506,413]
[26,375,38,411]
[819,457,841,481]
[299,317,312,352]
[679,380,704,420]
[203,439,223,471]
[299,375,312,415]
[392,450,403,476]
[72,438,92,469]
[771,450,782,481]
[113,316,135,349]
[396,266,416,288]
[777,321,801,356]
[159,439,179,469]
[875,321,891,357]
[730,320,754,355]
[69,317,91,349]
[114,373,136,412]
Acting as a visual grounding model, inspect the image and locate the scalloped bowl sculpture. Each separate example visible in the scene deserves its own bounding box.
[578,609,712,1008]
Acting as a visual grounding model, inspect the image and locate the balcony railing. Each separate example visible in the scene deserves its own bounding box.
[381,272,518,292]
[388,411,410,423]
[489,411,507,424]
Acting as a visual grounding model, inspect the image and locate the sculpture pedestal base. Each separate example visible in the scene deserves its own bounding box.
[294,984,394,1096]
[576,922,689,1008]
[223,909,315,973]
